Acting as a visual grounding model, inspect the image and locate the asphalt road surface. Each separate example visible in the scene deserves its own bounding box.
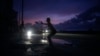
[1,33,100,56]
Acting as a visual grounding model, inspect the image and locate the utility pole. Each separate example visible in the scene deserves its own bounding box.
[22,0,24,27]
[19,0,24,38]
[20,0,24,29]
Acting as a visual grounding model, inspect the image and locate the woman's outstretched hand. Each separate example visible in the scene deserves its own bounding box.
[40,21,47,25]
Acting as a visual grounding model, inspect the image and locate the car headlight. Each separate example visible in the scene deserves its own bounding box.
[27,31,32,36]
[45,29,49,33]
[27,30,32,39]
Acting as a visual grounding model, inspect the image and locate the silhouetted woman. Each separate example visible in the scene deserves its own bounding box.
[41,17,57,47]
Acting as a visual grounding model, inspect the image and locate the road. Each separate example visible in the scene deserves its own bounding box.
[2,33,99,56]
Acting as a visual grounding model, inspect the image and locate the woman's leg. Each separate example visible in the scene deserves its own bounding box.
[47,33,54,47]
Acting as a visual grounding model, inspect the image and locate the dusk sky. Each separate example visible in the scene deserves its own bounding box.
[13,0,98,24]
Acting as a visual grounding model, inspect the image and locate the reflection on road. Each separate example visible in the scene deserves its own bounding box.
[24,41,32,45]
[10,33,98,56]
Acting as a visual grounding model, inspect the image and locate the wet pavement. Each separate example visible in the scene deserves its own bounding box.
[1,33,100,56]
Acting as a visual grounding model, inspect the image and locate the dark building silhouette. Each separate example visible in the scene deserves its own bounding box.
[0,0,18,37]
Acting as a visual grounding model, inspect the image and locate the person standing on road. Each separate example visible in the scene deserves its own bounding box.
[41,17,57,47]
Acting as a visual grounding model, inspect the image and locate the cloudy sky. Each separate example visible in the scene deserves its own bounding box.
[13,0,98,24]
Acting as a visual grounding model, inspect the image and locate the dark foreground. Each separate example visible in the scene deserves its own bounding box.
[1,33,100,56]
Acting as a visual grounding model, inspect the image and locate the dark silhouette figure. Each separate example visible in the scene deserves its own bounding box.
[41,17,57,47]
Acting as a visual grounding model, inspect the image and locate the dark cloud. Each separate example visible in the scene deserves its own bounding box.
[24,0,96,14]
[13,0,98,24]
